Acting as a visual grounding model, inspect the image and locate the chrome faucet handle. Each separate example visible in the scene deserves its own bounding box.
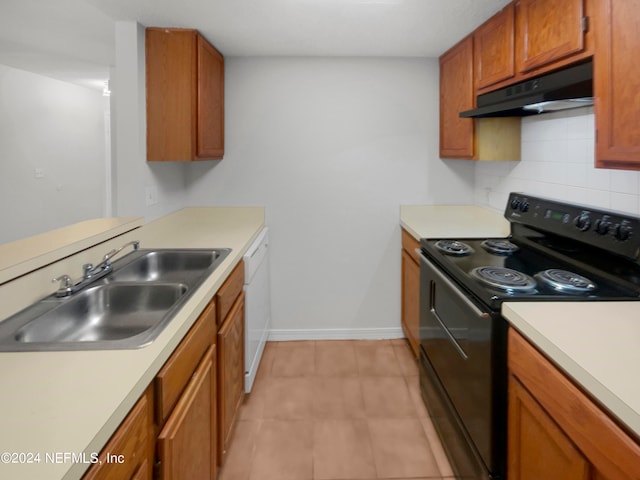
[83,263,95,279]
[52,275,74,297]
[52,274,72,288]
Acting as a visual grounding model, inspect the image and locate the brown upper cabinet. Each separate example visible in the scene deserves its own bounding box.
[440,0,596,161]
[475,3,515,90]
[439,35,521,161]
[473,0,594,96]
[146,28,224,162]
[594,0,640,170]
[439,36,476,159]
[515,0,587,74]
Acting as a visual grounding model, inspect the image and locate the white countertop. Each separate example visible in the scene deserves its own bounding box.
[0,217,143,285]
[503,302,640,439]
[400,205,510,240]
[0,207,265,480]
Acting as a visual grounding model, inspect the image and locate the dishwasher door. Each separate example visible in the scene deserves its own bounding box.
[243,227,271,393]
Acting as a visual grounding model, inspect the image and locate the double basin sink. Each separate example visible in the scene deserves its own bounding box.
[0,248,231,351]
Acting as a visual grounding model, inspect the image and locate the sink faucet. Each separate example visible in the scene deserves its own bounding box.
[83,240,140,280]
[52,240,140,297]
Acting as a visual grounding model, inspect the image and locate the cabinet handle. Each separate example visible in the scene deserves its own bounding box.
[581,16,589,32]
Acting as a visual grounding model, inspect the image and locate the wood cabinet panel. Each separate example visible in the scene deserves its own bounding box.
[439,36,475,159]
[401,230,420,357]
[197,35,224,159]
[216,261,245,325]
[129,460,149,480]
[146,28,224,161]
[158,345,217,480]
[83,388,153,480]
[475,4,515,89]
[146,28,196,162]
[508,329,640,480]
[508,375,589,480]
[515,0,585,73]
[594,0,640,169]
[401,229,420,264]
[217,291,245,461]
[155,300,216,425]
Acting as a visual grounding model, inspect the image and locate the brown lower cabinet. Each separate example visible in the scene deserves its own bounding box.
[508,328,640,480]
[217,291,245,462]
[400,229,420,357]
[157,345,217,480]
[82,260,247,480]
[82,387,154,480]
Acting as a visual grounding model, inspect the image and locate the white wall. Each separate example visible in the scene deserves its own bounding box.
[185,56,475,338]
[0,64,106,243]
[111,21,188,221]
[474,107,640,214]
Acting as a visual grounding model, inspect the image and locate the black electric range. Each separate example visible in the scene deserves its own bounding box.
[421,193,640,310]
[417,192,640,480]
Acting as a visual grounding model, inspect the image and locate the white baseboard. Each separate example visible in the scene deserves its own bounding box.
[267,327,405,342]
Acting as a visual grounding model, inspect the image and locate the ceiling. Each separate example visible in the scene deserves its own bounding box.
[0,0,510,90]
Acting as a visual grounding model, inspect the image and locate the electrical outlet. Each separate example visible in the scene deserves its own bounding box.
[34,168,45,179]
[145,186,158,206]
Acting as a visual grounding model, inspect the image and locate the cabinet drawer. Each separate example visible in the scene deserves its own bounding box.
[83,388,152,480]
[401,229,420,265]
[216,261,244,325]
[155,300,216,425]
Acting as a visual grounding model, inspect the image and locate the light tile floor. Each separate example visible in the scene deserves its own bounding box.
[219,339,455,480]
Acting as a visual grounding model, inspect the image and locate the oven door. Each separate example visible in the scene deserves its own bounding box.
[419,253,506,479]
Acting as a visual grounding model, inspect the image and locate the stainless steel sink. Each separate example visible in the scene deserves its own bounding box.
[109,249,227,285]
[14,283,187,345]
[0,248,231,351]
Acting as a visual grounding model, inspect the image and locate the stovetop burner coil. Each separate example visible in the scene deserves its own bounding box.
[435,240,474,256]
[481,239,519,255]
[470,266,537,294]
[534,269,597,294]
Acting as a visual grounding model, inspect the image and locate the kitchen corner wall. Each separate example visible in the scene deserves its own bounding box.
[111,21,187,221]
[185,57,475,338]
[0,64,106,244]
[474,107,640,214]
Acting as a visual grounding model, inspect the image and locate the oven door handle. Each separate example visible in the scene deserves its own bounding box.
[418,249,491,320]
[429,305,469,360]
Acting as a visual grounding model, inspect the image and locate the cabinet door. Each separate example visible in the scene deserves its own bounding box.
[401,247,419,358]
[439,35,475,159]
[475,4,515,90]
[82,388,153,480]
[196,34,224,160]
[508,376,589,480]
[146,28,197,161]
[508,329,640,480]
[594,0,640,169]
[158,345,217,480]
[218,292,245,461]
[516,0,585,73]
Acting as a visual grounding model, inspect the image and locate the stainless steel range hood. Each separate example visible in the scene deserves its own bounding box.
[460,61,593,118]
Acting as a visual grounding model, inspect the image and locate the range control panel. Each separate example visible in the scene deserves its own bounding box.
[505,192,640,259]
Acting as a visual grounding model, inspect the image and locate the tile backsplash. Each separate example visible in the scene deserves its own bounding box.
[474,107,640,214]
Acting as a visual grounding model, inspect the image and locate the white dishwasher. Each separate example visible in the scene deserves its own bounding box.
[243,227,271,393]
